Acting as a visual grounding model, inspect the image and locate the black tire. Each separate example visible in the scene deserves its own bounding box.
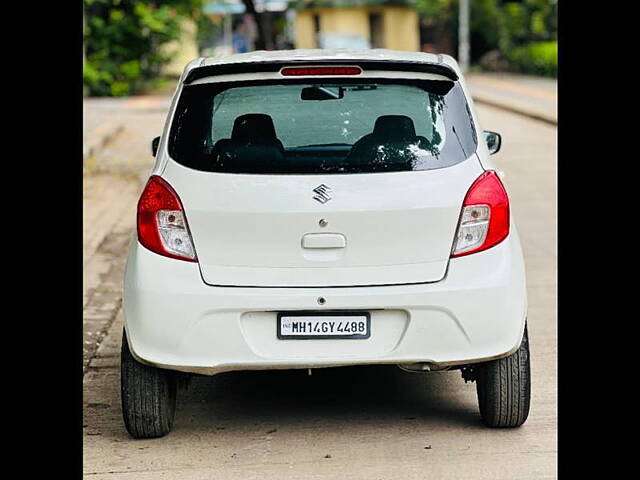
[120,329,177,438]
[476,324,531,428]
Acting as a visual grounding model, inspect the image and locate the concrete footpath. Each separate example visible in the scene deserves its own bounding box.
[83,94,171,175]
[466,72,557,125]
[83,95,169,371]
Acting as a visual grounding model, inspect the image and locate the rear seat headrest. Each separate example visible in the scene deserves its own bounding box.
[231,113,278,142]
[373,115,417,138]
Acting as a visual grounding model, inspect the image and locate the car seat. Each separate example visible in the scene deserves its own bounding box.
[212,113,285,172]
[345,115,432,170]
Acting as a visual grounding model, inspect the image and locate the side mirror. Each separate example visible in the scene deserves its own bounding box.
[483,131,502,155]
[151,136,161,157]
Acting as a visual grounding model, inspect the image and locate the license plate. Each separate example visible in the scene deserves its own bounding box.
[277,311,371,340]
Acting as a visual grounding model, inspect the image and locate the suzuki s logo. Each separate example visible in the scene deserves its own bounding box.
[313,184,332,204]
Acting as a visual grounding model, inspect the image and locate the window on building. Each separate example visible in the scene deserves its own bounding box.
[312,14,320,48]
[369,12,384,48]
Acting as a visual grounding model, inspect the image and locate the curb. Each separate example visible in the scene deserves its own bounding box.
[471,92,557,126]
[83,123,125,166]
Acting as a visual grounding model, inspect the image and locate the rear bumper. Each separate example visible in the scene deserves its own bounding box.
[123,228,527,375]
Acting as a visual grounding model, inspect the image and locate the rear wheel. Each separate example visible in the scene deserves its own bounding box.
[120,329,177,438]
[476,324,531,427]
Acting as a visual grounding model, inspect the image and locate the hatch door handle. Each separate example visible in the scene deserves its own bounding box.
[301,233,346,249]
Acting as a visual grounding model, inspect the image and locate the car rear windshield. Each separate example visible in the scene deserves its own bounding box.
[168,78,477,174]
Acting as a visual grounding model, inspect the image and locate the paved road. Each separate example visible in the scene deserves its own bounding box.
[83,101,556,479]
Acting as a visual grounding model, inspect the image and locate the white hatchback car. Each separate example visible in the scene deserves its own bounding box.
[121,49,530,438]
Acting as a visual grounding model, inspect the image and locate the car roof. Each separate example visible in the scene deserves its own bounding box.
[182,49,461,82]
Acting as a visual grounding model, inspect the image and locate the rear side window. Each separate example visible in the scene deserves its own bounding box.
[169,79,477,174]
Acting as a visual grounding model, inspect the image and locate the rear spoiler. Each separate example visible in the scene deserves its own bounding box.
[184,59,458,84]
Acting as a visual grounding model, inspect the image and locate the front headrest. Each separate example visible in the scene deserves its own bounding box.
[231,114,278,142]
[373,115,417,138]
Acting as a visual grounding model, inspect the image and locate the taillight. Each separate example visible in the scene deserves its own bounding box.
[137,176,197,262]
[280,66,362,76]
[451,171,509,257]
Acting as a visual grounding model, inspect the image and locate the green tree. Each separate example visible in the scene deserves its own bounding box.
[415,0,557,75]
[84,0,205,96]
[416,0,504,61]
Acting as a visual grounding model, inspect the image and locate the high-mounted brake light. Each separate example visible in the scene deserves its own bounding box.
[451,171,509,257]
[280,66,362,76]
[137,176,197,262]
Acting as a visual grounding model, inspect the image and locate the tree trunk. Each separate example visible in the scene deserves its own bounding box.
[241,0,270,50]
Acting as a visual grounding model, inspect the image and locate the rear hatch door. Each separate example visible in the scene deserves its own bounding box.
[163,157,483,287]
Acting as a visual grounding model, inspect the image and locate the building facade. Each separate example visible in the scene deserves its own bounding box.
[292,0,419,51]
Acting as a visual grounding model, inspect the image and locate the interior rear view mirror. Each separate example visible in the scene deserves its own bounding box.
[301,86,344,101]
